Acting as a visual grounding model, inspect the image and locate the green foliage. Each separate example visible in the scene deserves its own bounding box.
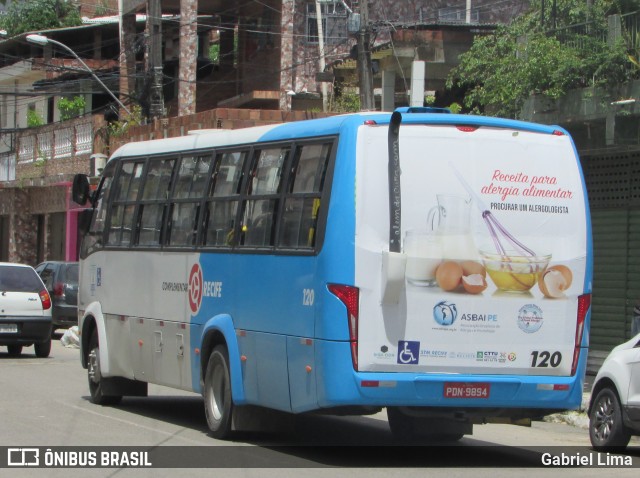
[209,43,220,63]
[0,0,82,36]
[57,96,86,121]
[107,105,144,137]
[447,0,639,118]
[27,109,44,128]
[331,91,360,112]
[448,102,462,114]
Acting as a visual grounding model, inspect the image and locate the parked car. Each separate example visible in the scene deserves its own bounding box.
[588,333,640,451]
[0,262,53,357]
[35,261,78,331]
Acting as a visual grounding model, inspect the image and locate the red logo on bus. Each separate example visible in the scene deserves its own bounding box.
[188,263,203,314]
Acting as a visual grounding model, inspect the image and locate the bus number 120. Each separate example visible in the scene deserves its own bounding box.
[303,288,315,306]
[530,350,562,368]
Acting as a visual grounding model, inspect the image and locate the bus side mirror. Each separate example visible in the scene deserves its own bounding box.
[72,174,91,206]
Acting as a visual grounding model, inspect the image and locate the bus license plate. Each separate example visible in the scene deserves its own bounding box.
[444,382,490,399]
[0,324,18,333]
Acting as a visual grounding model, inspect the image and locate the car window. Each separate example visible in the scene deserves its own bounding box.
[0,266,43,293]
[63,264,79,284]
[38,264,55,290]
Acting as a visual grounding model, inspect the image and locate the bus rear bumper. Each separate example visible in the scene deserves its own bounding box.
[314,340,587,415]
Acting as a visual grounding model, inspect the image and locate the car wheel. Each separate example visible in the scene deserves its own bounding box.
[34,339,51,358]
[204,345,234,439]
[7,345,22,357]
[88,330,122,405]
[589,386,631,451]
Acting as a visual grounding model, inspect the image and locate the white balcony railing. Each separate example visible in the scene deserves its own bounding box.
[16,118,94,164]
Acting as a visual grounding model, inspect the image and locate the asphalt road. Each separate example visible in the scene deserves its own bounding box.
[0,336,638,477]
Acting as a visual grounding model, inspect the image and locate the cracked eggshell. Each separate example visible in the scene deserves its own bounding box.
[461,260,486,278]
[462,274,487,294]
[538,265,573,298]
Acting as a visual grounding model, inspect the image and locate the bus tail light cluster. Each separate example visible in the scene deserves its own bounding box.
[39,289,52,310]
[571,293,591,376]
[328,284,360,370]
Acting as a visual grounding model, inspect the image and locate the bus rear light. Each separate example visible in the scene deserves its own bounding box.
[364,120,377,125]
[361,380,379,387]
[39,289,52,310]
[571,293,591,376]
[554,384,570,391]
[456,125,479,132]
[328,284,360,370]
[552,130,566,136]
[361,380,397,388]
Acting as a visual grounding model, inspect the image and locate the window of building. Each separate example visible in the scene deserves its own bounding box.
[306,2,348,45]
[438,7,479,23]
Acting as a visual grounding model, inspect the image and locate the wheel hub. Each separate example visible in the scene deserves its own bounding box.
[88,348,101,384]
[593,396,614,441]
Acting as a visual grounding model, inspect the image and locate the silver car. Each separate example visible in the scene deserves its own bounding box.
[0,263,53,357]
[588,333,640,451]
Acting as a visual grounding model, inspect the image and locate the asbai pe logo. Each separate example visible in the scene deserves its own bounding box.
[188,263,204,314]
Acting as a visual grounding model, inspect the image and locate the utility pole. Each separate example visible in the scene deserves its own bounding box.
[357,0,374,111]
[148,0,165,119]
[315,1,328,112]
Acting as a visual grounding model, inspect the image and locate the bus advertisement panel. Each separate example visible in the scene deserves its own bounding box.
[355,123,588,378]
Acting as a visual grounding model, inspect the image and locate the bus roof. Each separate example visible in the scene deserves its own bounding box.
[108,111,565,160]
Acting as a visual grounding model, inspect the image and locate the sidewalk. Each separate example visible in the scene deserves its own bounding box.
[544,392,591,429]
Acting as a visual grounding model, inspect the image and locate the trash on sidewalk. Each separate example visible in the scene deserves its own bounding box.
[60,326,80,348]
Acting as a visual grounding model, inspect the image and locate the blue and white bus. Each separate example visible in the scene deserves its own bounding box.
[72,108,592,441]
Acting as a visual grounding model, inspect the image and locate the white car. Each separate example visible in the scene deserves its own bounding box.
[0,262,53,357]
[588,333,640,450]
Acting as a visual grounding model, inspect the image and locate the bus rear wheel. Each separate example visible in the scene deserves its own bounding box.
[387,407,465,444]
[88,330,122,405]
[204,345,234,439]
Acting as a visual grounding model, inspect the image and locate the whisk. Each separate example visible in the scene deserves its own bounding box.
[449,163,536,258]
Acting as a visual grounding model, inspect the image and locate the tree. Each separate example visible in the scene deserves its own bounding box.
[447,0,638,118]
[0,0,82,36]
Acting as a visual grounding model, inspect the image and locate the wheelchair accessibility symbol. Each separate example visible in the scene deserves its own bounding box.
[397,341,420,365]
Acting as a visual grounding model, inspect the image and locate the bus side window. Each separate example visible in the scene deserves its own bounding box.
[106,161,145,246]
[279,142,331,249]
[80,161,116,258]
[240,147,289,247]
[168,155,212,247]
[203,151,246,247]
[137,158,175,246]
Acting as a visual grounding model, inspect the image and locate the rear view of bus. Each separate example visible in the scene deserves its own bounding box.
[332,110,592,441]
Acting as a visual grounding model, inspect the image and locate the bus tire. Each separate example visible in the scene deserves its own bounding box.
[88,330,122,406]
[387,407,465,443]
[387,407,417,442]
[204,345,234,439]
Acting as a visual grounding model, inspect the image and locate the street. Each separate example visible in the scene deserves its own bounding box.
[0,337,638,477]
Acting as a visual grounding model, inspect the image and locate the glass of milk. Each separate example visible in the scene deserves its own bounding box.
[404,230,442,286]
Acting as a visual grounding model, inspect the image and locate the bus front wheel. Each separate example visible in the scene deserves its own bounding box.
[88,330,122,405]
[204,345,234,439]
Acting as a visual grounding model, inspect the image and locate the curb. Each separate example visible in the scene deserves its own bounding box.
[543,392,590,429]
